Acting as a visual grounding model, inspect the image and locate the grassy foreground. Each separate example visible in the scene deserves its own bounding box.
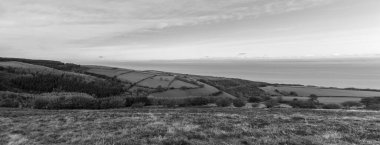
[0,108,379,145]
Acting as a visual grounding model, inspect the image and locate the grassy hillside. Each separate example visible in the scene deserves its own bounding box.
[1,108,379,145]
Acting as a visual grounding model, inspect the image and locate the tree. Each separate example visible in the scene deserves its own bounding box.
[248,96,262,103]
[289,91,298,96]
[308,94,319,103]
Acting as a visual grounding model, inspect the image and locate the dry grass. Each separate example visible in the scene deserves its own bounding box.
[0,108,379,145]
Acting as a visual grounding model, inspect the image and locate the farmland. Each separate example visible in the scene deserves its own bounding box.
[0,107,379,145]
[261,86,380,97]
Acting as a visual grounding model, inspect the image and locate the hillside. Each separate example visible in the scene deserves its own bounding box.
[0,57,270,102]
[2,57,380,107]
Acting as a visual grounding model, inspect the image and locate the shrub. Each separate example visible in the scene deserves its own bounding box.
[188,97,209,106]
[248,96,262,103]
[233,99,246,107]
[341,101,361,108]
[0,98,19,107]
[131,102,145,108]
[361,97,380,108]
[322,103,342,109]
[33,97,49,109]
[216,98,232,107]
[367,104,380,110]
[0,92,34,108]
[163,99,177,108]
[289,91,298,96]
[264,99,279,108]
[125,96,150,107]
[97,96,126,109]
[32,92,96,109]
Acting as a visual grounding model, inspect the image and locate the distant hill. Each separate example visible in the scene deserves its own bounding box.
[0,57,269,100]
[1,57,379,103]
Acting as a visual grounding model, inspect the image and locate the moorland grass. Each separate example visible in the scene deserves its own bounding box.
[0,108,379,145]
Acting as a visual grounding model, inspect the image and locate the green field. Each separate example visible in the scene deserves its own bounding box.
[262,86,380,97]
[277,96,363,104]
[0,108,379,145]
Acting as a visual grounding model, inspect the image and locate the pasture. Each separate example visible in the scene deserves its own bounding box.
[277,96,363,104]
[262,86,380,97]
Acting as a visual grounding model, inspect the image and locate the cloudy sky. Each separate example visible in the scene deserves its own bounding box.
[0,0,379,61]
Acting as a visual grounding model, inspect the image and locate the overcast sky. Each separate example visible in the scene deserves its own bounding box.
[0,0,379,61]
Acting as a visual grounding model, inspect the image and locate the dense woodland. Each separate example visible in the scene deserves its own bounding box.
[0,57,83,72]
[10,74,125,98]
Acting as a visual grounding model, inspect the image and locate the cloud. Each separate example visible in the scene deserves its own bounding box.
[4,0,379,61]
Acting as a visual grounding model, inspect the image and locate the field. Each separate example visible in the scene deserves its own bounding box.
[262,86,380,97]
[277,96,363,104]
[149,83,221,98]
[0,108,379,145]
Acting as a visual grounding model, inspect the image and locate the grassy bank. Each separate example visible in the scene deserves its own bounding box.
[0,108,379,145]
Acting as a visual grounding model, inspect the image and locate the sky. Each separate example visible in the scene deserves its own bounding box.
[0,0,380,62]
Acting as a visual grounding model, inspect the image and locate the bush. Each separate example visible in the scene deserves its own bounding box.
[32,92,96,109]
[233,99,246,107]
[289,91,298,96]
[248,96,262,103]
[361,97,378,106]
[341,101,361,108]
[97,96,126,109]
[125,96,150,107]
[131,102,145,108]
[33,98,49,109]
[367,104,380,110]
[188,97,209,106]
[264,99,279,108]
[0,92,34,108]
[163,99,177,108]
[216,98,232,107]
[322,103,342,109]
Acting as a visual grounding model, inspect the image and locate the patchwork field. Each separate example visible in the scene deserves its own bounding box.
[116,72,156,83]
[0,108,379,145]
[150,83,220,98]
[262,86,380,97]
[277,96,363,104]
[137,75,175,88]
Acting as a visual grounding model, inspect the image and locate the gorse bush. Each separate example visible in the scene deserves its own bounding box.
[367,104,380,110]
[361,97,380,106]
[264,99,279,108]
[248,96,262,103]
[33,92,96,109]
[341,101,361,108]
[150,96,212,107]
[125,96,151,107]
[233,99,246,107]
[216,98,232,107]
[0,91,34,108]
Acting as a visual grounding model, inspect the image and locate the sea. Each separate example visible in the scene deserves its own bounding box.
[94,57,380,89]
